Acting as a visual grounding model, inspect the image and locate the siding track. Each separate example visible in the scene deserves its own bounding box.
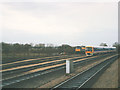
[52,54,118,89]
[1,53,116,88]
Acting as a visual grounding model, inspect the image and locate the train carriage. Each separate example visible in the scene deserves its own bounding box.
[75,46,86,54]
[85,46,116,56]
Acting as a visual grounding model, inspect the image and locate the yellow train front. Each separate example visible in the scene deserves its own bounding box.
[75,46,86,54]
[75,46,81,54]
[85,46,94,56]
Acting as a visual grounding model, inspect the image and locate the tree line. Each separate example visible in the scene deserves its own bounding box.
[1,42,75,63]
[1,42,120,63]
[2,42,120,55]
[2,42,75,55]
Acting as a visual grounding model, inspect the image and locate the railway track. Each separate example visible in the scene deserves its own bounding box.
[1,54,86,87]
[1,54,81,69]
[2,53,116,88]
[52,54,118,89]
[2,55,88,76]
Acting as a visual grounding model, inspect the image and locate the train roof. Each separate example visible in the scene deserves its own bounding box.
[85,46,116,49]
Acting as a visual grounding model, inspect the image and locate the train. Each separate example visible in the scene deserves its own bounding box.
[75,46,116,56]
[85,46,116,56]
[75,46,85,54]
[75,46,81,52]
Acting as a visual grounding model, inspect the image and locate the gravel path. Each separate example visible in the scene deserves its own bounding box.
[92,59,118,88]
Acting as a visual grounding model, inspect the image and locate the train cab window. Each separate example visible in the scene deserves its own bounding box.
[86,47,92,51]
[76,46,80,49]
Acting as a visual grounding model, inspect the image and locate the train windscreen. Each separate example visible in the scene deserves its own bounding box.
[76,46,80,49]
[86,47,92,51]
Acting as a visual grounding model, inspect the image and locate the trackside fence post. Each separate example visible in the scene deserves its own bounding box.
[66,59,73,74]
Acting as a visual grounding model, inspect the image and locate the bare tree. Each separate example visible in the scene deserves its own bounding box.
[100,43,107,46]
[113,42,119,47]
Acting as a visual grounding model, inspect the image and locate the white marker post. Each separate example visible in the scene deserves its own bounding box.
[66,59,73,74]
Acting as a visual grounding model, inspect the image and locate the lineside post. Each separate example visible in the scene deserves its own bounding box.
[66,59,73,74]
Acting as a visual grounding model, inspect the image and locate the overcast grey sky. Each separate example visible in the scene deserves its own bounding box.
[1,0,118,46]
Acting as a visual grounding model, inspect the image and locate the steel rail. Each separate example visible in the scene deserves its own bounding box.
[1,55,97,86]
[52,54,118,89]
[1,55,86,73]
[2,53,116,88]
[1,55,81,69]
[2,54,104,81]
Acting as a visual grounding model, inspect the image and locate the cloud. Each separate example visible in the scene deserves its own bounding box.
[1,2,118,46]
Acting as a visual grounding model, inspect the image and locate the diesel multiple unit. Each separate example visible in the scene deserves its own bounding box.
[75,46,116,56]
